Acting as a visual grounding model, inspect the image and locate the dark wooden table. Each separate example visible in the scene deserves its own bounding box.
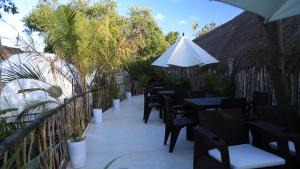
[157,90,176,96]
[152,86,164,90]
[184,97,229,110]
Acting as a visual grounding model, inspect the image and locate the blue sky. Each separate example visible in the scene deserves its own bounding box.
[0,0,242,50]
[117,0,242,37]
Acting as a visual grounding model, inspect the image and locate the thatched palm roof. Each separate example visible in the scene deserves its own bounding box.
[194,12,300,71]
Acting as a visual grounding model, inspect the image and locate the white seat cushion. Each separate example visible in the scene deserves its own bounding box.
[208,144,285,169]
[269,141,296,156]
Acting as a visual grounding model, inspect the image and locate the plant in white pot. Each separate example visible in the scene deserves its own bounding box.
[92,108,102,124]
[125,80,132,100]
[91,87,103,124]
[67,101,87,168]
[111,83,120,110]
[125,91,131,100]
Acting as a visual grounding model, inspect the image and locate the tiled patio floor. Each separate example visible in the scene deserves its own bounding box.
[68,95,193,169]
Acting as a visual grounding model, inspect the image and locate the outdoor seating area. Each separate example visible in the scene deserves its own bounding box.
[143,83,300,169]
[0,0,300,169]
[77,83,300,169]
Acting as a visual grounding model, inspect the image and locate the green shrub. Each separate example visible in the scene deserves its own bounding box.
[127,57,163,87]
[202,75,234,97]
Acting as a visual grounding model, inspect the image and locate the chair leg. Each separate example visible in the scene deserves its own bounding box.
[186,125,194,141]
[164,125,171,145]
[143,105,146,120]
[169,127,181,153]
[144,107,152,124]
[159,106,163,119]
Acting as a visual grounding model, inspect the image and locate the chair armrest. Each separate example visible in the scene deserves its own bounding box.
[247,121,290,158]
[194,127,231,169]
[194,127,228,149]
[247,121,288,139]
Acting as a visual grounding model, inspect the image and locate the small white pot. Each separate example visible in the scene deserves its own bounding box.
[67,139,86,168]
[93,108,102,124]
[126,92,132,99]
[113,99,120,110]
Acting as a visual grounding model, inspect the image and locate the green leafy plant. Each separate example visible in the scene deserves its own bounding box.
[2,62,63,121]
[0,0,18,18]
[127,57,163,87]
[0,108,18,142]
[165,75,191,90]
[202,75,234,97]
[110,82,120,99]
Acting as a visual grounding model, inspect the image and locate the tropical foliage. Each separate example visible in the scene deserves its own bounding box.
[192,22,218,38]
[17,0,168,141]
[165,31,179,45]
[0,0,17,18]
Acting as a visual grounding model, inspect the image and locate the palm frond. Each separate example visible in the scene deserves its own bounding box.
[17,100,59,121]
[49,6,79,60]
[2,62,46,86]
[18,85,62,99]
[0,108,18,116]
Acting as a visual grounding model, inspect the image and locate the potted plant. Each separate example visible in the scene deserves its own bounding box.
[125,80,132,100]
[111,83,120,110]
[67,99,87,168]
[92,108,102,124]
[91,86,103,124]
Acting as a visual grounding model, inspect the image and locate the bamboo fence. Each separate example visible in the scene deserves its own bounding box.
[0,81,143,169]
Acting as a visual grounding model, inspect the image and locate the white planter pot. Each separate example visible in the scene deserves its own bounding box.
[113,99,120,110]
[67,139,86,168]
[126,92,132,99]
[93,108,102,124]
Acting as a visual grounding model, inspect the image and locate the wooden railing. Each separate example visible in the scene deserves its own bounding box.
[0,93,91,169]
[0,81,143,169]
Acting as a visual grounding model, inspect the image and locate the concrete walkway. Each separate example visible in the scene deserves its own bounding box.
[68,95,193,169]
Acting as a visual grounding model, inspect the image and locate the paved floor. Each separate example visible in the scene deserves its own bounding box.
[68,95,193,169]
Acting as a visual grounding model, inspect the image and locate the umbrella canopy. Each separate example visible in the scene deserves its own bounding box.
[152,36,219,68]
[214,0,300,22]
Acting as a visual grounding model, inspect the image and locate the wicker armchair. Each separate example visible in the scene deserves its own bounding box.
[256,105,300,168]
[194,109,290,169]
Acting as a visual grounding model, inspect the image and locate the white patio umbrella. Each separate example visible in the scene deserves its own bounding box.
[152,36,219,68]
[213,0,300,22]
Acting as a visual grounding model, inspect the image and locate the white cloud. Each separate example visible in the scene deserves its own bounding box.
[178,20,188,25]
[189,15,199,21]
[155,13,166,21]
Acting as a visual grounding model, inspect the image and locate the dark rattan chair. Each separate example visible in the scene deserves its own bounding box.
[194,109,289,169]
[163,96,196,153]
[143,87,162,123]
[174,89,188,105]
[252,91,270,119]
[221,98,247,119]
[256,105,300,168]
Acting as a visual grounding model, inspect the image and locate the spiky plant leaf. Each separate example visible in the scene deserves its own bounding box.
[0,108,18,116]
[17,100,59,121]
[103,156,121,169]
[2,62,46,86]
[18,85,62,99]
